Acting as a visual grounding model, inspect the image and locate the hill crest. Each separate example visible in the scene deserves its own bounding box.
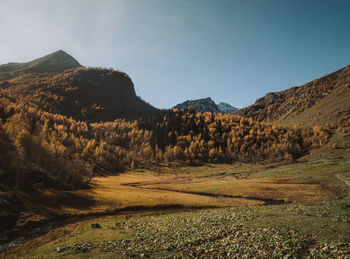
[0,50,82,80]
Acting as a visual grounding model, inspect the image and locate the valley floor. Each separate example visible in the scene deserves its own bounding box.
[2,134,350,258]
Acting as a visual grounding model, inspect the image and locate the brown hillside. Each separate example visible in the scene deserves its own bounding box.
[0,67,159,122]
[237,65,350,127]
[0,51,159,122]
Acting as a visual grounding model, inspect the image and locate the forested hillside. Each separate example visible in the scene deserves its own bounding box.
[0,89,332,191]
[0,51,343,192]
[1,67,159,122]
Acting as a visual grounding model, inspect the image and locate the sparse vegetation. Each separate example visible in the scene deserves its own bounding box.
[237,65,350,127]
[7,193,350,258]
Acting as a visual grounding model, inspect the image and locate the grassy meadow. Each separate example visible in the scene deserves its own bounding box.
[2,134,350,258]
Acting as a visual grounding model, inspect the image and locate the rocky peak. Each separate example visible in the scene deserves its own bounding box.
[174,97,238,113]
[217,102,239,113]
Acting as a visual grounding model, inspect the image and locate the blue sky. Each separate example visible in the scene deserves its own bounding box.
[1,0,350,109]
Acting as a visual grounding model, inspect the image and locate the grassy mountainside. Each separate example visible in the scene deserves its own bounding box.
[237,65,350,127]
[0,50,82,80]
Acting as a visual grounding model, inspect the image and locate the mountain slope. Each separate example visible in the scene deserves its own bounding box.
[1,67,159,122]
[0,50,82,80]
[174,97,218,112]
[218,102,239,113]
[174,97,238,113]
[237,65,350,127]
[0,51,159,122]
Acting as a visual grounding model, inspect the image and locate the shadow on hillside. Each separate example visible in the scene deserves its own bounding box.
[38,190,96,210]
[0,188,97,246]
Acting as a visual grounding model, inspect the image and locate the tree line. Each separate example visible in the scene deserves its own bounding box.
[0,90,331,189]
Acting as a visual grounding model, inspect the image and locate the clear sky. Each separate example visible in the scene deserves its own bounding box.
[1,0,350,109]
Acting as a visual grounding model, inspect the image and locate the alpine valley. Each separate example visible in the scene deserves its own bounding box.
[1,51,350,258]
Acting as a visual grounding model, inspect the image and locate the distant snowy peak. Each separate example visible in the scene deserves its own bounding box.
[174,97,239,113]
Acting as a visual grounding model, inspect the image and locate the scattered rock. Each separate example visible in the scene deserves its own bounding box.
[91,223,102,229]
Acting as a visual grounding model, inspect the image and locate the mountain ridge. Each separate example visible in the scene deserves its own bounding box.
[237,65,350,127]
[174,97,239,113]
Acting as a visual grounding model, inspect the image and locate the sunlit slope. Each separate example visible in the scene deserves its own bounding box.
[276,77,350,127]
[0,50,82,80]
[237,65,350,127]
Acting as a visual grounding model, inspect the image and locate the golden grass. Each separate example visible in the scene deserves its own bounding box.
[48,163,333,219]
[3,126,350,258]
[12,149,343,231]
[131,162,335,203]
[37,156,339,219]
[86,172,261,207]
[146,177,330,203]
[49,170,261,217]
[4,145,350,258]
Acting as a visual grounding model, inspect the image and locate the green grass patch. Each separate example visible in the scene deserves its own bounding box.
[13,195,350,258]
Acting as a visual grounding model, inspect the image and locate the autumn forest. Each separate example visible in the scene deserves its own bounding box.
[0,85,331,190]
[1,50,350,258]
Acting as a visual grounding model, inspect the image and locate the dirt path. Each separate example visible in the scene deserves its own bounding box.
[335,174,350,186]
